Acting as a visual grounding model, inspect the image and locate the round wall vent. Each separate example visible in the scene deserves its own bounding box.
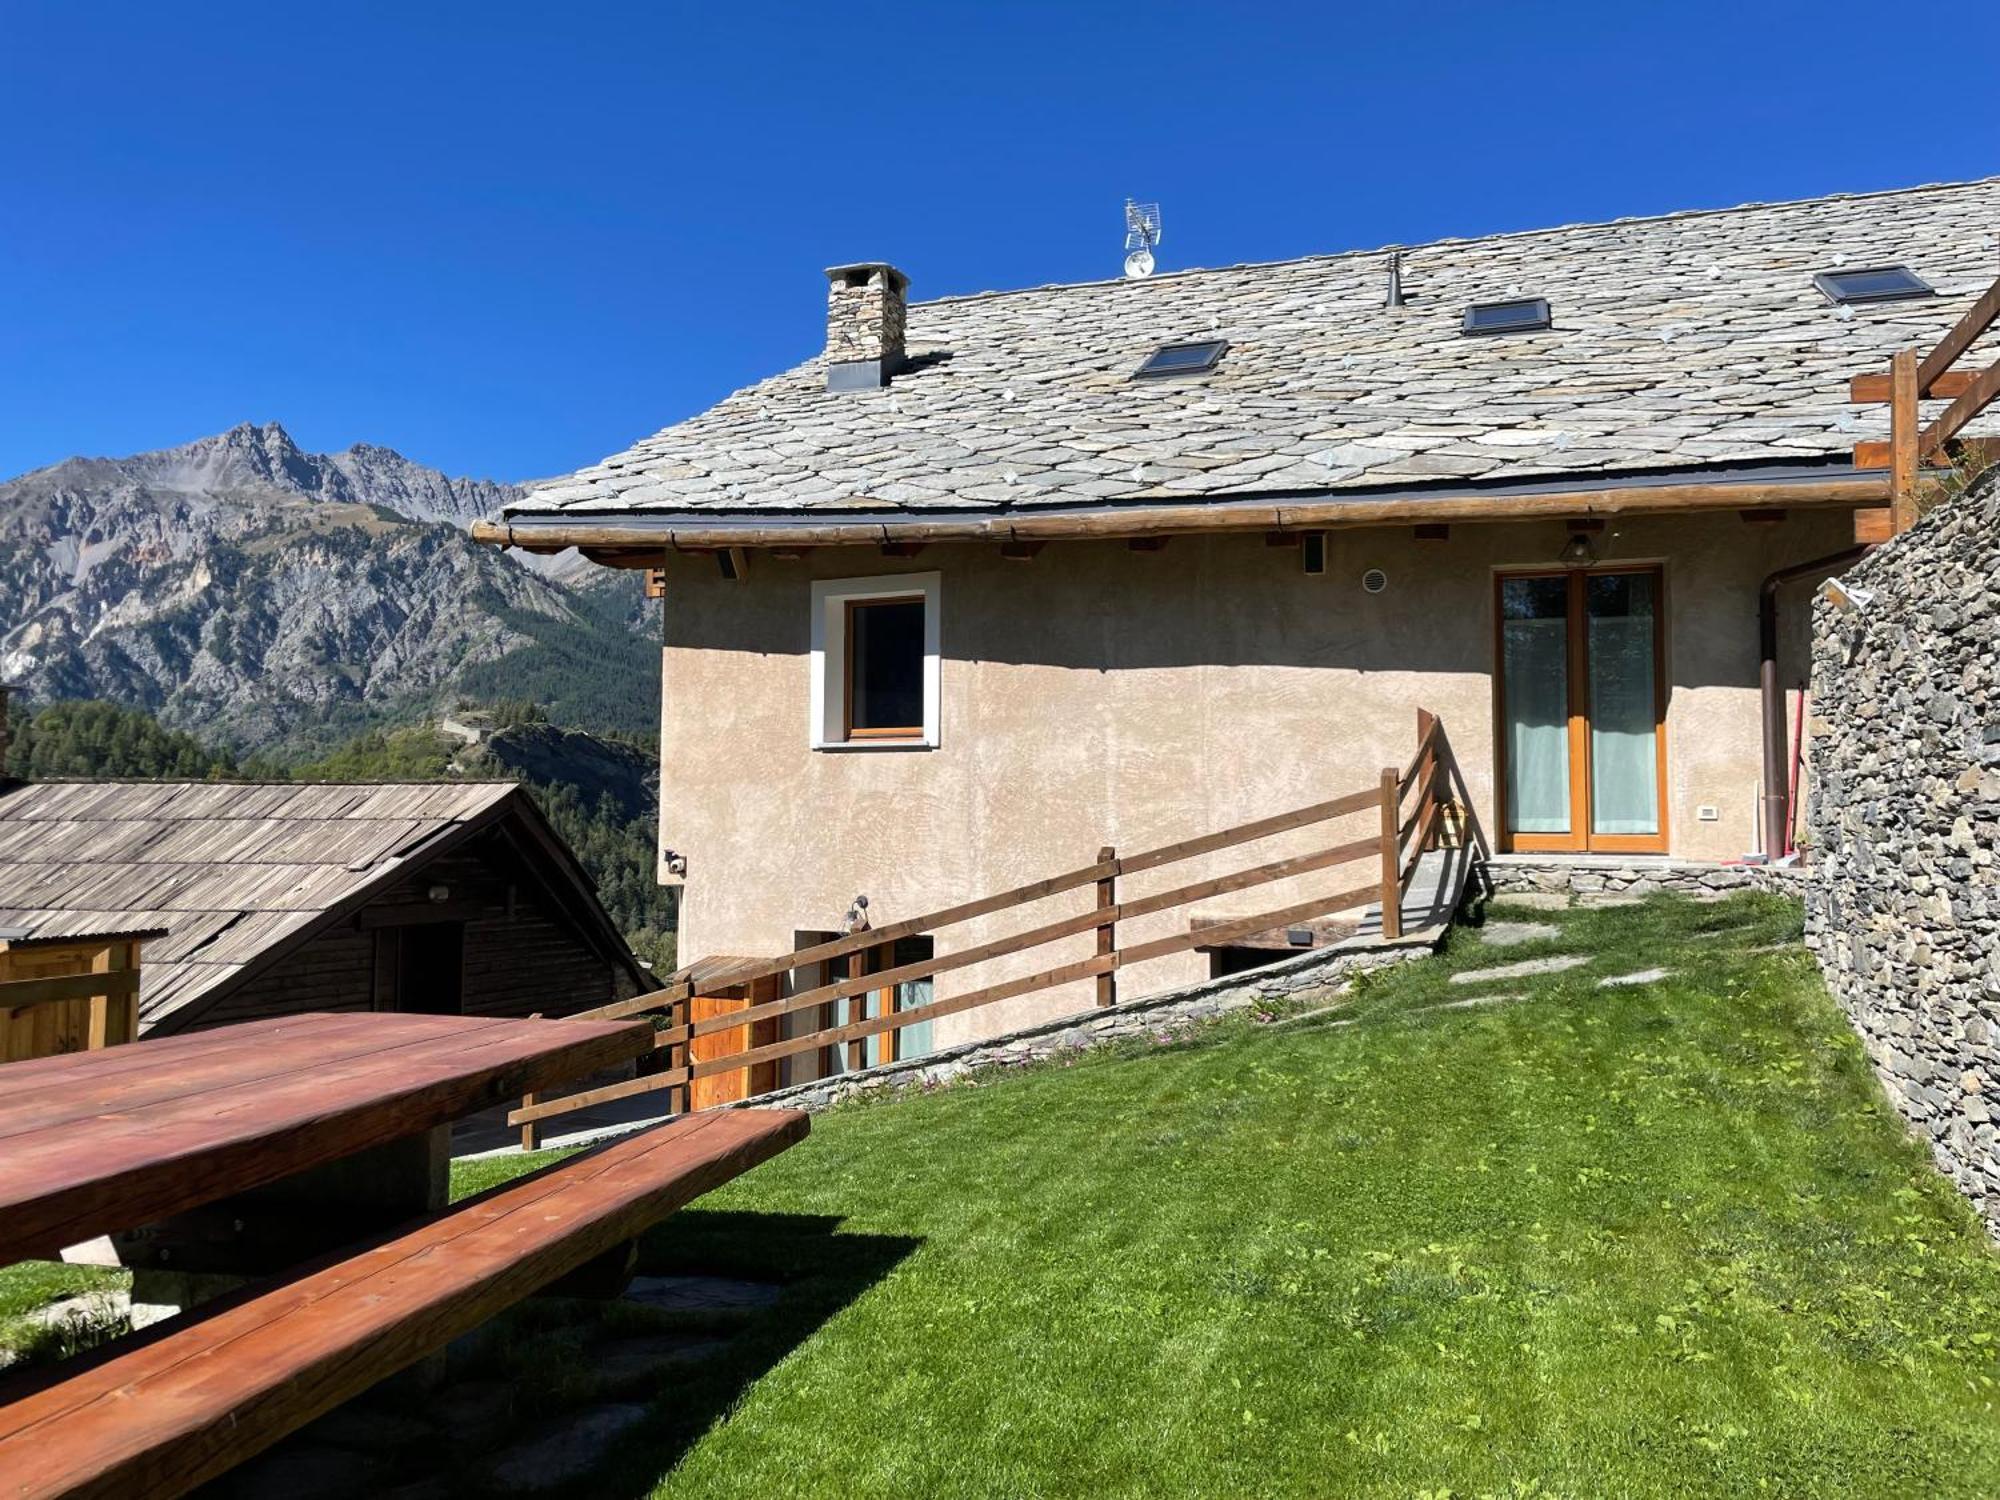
[1361,568,1389,594]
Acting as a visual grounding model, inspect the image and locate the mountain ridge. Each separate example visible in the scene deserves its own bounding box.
[0,423,657,752]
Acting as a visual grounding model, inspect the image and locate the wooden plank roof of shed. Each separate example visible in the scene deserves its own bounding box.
[0,781,524,1029]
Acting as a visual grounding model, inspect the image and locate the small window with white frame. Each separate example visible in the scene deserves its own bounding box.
[810,572,941,749]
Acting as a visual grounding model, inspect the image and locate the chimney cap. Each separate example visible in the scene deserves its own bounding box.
[825,262,910,294]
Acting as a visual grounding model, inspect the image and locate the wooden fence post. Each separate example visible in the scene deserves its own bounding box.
[1378,767,1403,941]
[519,1010,545,1151]
[1891,348,1920,534]
[669,992,690,1117]
[1095,846,1118,1007]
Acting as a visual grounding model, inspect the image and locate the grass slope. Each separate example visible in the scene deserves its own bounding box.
[446,894,2000,1499]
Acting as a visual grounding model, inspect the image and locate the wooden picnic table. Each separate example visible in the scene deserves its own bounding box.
[0,1011,806,1499]
[0,1010,654,1267]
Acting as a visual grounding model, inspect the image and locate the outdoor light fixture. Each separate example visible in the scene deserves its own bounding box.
[1559,533,1597,566]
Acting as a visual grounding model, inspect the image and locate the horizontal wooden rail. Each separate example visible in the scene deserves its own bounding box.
[1920,277,2000,394]
[1849,271,2000,534]
[0,969,140,1008]
[515,715,1463,1137]
[1850,369,1979,403]
[1921,358,2000,460]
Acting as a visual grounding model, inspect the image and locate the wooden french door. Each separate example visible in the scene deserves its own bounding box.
[1495,566,1669,854]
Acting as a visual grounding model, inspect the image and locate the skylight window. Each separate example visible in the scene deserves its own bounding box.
[1813,265,1933,305]
[1462,299,1551,336]
[1133,340,1228,378]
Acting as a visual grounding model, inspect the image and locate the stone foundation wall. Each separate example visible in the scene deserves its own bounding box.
[724,936,1435,1117]
[1805,470,2000,1231]
[1485,857,1801,905]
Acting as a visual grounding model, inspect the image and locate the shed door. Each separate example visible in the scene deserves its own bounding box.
[1497,567,1668,854]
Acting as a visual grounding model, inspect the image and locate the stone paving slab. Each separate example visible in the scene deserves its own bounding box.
[590,1332,732,1390]
[1432,993,1529,1011]
[1448,955,1589,985]
[212,1443,384,1500]
[489,1403,650,1493]
[1598,968,1672,988]
[1475,921,1561,947]
[622,1275,782,1314]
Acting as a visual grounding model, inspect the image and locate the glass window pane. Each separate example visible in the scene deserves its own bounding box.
[1586,573,1659,836]
[849,599,924,734]
[1501,577,1571,834]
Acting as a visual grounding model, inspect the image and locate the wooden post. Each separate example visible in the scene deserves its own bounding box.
[519,1011,544,1151]
[1378,767,1403,941]
[1095,846,1118,1007]
[1890,348,1920,534]
[668,993,690,1117]
[85,940,137,1051]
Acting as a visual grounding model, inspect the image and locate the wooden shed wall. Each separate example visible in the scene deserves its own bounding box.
[191,836,631,1029]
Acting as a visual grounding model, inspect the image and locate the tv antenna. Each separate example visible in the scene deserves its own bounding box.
[1123,199,1162,279]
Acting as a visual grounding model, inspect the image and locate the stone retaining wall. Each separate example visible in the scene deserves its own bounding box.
[1805,470,2000,1232]
[1485,856,1801,905]
[724,935,1436,1117]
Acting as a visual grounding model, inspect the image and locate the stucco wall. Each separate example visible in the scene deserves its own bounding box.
[1805,472,2000,1232]
[659,509,1852,1048]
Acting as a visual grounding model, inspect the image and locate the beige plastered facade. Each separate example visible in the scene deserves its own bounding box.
[654,507,1852,1064]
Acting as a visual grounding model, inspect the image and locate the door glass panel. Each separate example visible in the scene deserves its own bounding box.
[1586,572,1660,836]
[1500,576,1572,834]
[890,935,934,1058]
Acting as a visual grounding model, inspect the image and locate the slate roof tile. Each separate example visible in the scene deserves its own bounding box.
[508,178,2000,525]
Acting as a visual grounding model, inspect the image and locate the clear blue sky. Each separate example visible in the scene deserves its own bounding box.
[2,1,1995,484]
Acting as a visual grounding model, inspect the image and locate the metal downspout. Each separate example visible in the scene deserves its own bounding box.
[1758,545,1869,857]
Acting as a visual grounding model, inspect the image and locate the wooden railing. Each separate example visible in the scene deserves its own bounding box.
[513,714,1471,1146]
[1849,268,2000,537]
[0,937,144,1063]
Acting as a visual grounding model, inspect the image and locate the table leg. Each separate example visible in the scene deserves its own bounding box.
[117,1124,451,1325]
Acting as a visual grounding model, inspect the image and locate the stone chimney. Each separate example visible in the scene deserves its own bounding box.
[824,263,909,391]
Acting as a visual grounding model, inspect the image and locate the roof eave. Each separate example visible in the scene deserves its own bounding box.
[475,465,1892,556]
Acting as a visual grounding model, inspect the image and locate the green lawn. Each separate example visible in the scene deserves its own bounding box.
[6,893,1998,1497]
[451,892,2000,1499]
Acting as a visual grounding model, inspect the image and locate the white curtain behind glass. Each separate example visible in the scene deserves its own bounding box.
[1587,615,1658,835]
[1503,617,1570,833]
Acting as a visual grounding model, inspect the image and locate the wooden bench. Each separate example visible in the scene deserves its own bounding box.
[0,1108,807,1500]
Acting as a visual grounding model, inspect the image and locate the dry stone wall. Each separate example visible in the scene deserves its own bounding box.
[1805,471,2000,1230]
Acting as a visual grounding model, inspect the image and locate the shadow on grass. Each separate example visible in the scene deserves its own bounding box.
[535,1209,922,1498]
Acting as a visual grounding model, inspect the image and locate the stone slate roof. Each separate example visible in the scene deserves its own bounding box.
[512,178,2000,522]
[0,780,629,1030]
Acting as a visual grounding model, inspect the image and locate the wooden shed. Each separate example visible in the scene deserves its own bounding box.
[0,781,646,1035]
[0,923,163,1061]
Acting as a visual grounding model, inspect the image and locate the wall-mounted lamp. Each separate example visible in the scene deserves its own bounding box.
[1559,533,1597,566]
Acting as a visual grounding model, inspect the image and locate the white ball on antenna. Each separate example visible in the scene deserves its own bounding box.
[1124,248,1155,280]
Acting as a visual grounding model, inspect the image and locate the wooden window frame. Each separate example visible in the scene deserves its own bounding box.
[809,571,942,751]
[842,595,927,742]
[1493,564,1670,856]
